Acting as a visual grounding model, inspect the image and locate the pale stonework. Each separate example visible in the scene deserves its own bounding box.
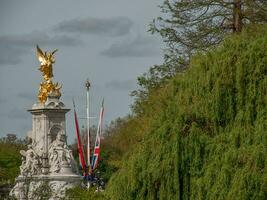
[10,93,81,200]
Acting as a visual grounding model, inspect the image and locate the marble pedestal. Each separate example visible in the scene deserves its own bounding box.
[10,93,82,199]
[11,174,82,199]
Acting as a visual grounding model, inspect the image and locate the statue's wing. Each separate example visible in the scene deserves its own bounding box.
[54,82,62,89]
[51,49,58,55]
[36,45,46,64]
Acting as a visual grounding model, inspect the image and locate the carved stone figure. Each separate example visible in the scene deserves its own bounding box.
[19,144,41,176]
[48,131,73,173]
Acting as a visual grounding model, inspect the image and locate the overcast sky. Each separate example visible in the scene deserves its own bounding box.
[0,0,164,142]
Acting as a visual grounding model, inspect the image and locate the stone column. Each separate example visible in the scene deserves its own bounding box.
[28,93,70,174]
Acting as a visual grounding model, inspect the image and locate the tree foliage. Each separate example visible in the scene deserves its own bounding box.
[0,138,26,185]
[0,137,26,198]
[131,63,186,115]
[104,25,267,199]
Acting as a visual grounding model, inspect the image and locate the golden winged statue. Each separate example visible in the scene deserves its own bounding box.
[37,45,58,81]
[36,45,62,103]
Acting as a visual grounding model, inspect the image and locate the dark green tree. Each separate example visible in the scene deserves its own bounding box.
[131,63,184,114]
[105,25,267,200]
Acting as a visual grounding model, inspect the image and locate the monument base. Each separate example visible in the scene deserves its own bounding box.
[10,174,82,200]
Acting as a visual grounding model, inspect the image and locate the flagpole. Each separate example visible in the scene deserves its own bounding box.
[72,99,86,173]
[85,79,91,189]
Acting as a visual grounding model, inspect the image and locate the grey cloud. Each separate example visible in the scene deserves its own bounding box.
[105,80,136,91]
[100,35,160,58]
[0,31,82,65]
[54,17,133,37]
[0,31,82,47]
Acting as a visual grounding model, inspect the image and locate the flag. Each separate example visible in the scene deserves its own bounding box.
[91,99,104,170]
[73,99,87,174]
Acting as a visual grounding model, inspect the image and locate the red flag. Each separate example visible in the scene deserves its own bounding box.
[73,100,87,174]
[91,99,104,170]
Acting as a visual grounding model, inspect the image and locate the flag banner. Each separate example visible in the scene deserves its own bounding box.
[91,99,104,170]
[73,100,87,174]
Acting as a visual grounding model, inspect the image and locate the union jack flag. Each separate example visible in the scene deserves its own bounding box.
[91,99,104,170]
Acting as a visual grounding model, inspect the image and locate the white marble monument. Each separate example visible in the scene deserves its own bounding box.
[10,46,81,199]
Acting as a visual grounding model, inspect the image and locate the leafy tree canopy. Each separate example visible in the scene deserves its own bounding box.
[105,25,267,200]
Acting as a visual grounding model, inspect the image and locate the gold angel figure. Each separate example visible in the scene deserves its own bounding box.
[37,45,58,81]
[36,45,61,103]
